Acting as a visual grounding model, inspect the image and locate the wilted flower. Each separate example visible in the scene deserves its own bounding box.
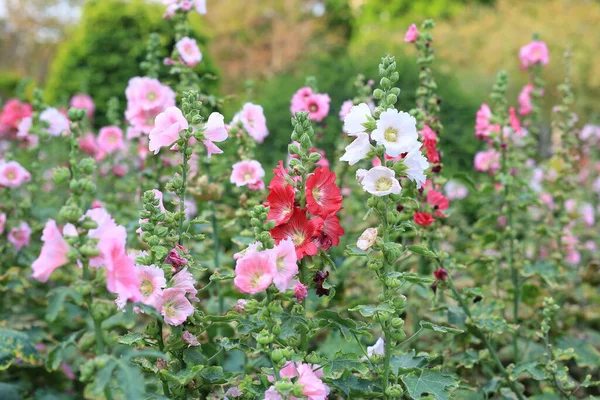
[357,227,378,251]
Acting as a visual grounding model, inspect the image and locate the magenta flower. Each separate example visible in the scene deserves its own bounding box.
[519,40,550,69]
[149,106,189,154]
[31,220,70,282]
[404,23,419,43]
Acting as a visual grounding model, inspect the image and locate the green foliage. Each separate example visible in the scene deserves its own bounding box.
[45,0,218,126]
[0,328,41,370]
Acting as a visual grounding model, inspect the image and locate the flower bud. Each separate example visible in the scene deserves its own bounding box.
[391,317,404,329]
[271,349,284,363]
[53,167,71,184]
[385,384,404,397]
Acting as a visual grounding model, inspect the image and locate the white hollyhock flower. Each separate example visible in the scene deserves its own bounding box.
[343,103,372,136]
[357,227,378,251]
[356,168,368,183]
[364,337,385,359]
[371,109,418,157]
[403,145,429,188]
[360,166,401,196]
[340,133,371,165]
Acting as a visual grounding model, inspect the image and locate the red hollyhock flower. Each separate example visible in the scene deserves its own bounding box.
[421,125,440,164]
[433,267,448,281]
[305,167,342,218]
[311,213,344,251]
[426,190,449,217]
[414,212,435,227]
[270,207,319,259]
[266,182,296,226]
[268,161,291,190]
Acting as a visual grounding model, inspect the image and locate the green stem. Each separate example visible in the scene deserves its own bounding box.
[177,140,190,245]
[266,291,281,381]
[156,319,171,397]
[381,204,392,397]
[300,258,308,354]
[204,159,223,314]
[446,275,525,400]
[82,263,105,356]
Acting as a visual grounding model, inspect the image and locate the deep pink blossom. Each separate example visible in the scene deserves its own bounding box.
[404,24,419,42]
[31,220,71,282]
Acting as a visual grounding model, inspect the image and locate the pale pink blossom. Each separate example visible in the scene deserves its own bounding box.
[269,239,298,292]
[234,299,247,311]
[171,267,199,302]
[78,133,100,158]
[32,220,70,282]
[305,94,330,122]
[581,203,595,227]
[202,112,228,157]
[339,100,353,121]
[0,161,31,188]
[279,362,329,400]
[290,87,314,115]
[194,0,206,14]
[230,160,265,187]
[149,106,189,154]
[158,288,194,326]
[519,41,550,69]
[182,330,200,346]
[97,126,125,154]
[40,108,70,136]
[176,37,202,66]
[70,94,95,119]
[367,337,385,358]
[8,221,31,250]
[444,180,468,200]
[136,265,167,307]
[518,84,535,116]
[264,387,283,400]
[85,208,125,268]
[234,250,276,294]
[404,24,419,42]
[0,213,5,235]
[580,124,600,142]
[474,149,500,174]
[126,77,176,111]
[539,193,555,209]
[235,103,269,143]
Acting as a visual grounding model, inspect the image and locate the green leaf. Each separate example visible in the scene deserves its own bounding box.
[523,261,560,285]
[160,365,204,385]
[420,321,464,334]
[402,367,458,400]
[46,331,82,371]
[333,371,378,397]
[183,348,208,366]
[349,303,394,318]
[345,245,371,256]
[390,350,428,375]
[556,336,600,368]
[87,359,118,397]
[321,352,369,376]
[453,172,476,190]
[408,245,437,258]
[455,350,479,369]
[116,361,146,398]
[0,328,41,370]
[510,362,546,381]
[279,310,308,340]
[0,383,21,400]
[315,310,370,341]
[118,333,146,346]
[471,316,515,335]
[199,366,227,383]
[46,287,83,322]
[209,270,235,281]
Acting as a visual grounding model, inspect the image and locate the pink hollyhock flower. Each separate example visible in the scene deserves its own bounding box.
[158,288,194,326]
[0,99,32,133]
[149,106,189,154]
[0,161,31,188]
[279,362,329,400]
[40,108,70,136]
[97,126,125,154]
[234,250,276,294]
[519,41,550,69]
[136,265,166,307]
[194,0,206,14]
[165,244,187,269]
[202,112,228,157]
[427,190,449,217]
[31,220,70,282]
[230,160,265,187]
[580,124,600,142]
[234,299,247,311]
[290,87,314,115]
[269,239,298,292]
[16,117,37,148]
[518,84,535,116]
[509,107,522,135]
[112,164,127,177]
[339,100,353,121]
[0,213,5,235]
[126,107,164,134]
[539,192,555,209]
[474,104,500,140]
[171,267,199,302]
[99,226,142,303]
[581,203,595,227]
[70,94,95,119]
[444,180,468,200]
[85,208,125,268]
[404,23,419,42]
[236,103,269,143]
[182,331,200,346]
[293,281,308,302]
[176,37,202,66]
[78,133,100,158]
[8,221,31,250]
[180,1,193,11]
[474,149,500,174]
[305,93,331,122]
[125,77,176,111]
[264,387,282,400]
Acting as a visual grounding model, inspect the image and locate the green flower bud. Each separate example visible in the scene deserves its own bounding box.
[373,88,384,99]
[53,167,71,184]
[385,384,404,397]
[306,352,321,364]
[67,108,86,122]
[386,94,397,105]
[271,349,284,363]
[391,317,405,329]
[147,235,160,246]
[256,330,274,345]
[59,204,83,223]
[78,158,96,175]
[274,381,294,392]
[391,330,406,340]
[80,245,100,258]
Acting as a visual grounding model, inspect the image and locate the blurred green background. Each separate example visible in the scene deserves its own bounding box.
[1,0,599,173]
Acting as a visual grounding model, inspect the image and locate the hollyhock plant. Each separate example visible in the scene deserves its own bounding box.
[367,337,385,358]
[305,167,343,217]
[474,149,501,174]
[343,102,373,136]
[70,94,95,119]
[171,267,199,302]
[31,220,71,282]
[420,125,440,164]
[427,190,450,217]
[360,166,402,196]
[357,227,378,251]
[230,160,265,188]
[158,288,194,326]
[270,207,319,259]
[312,213,344,251]
[149,106,189,154]
[0,213,5,235]
[8,222,32,250]
[266,182,296,226]
[0,161,31,188]
[371,109,418,157]
[293,281,308,302]
[233,250,276,294]
[234,102,269,143]
[176,37,203,66]
[475,104,500,140]
[97,126,125,154]
[126,77,176,111]
[40,108,70,136]
[518,84,535,115]
[519,40,550,69]
[404,23,419,42]
[290,87,331,122]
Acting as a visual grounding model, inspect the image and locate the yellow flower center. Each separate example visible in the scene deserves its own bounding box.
[384,127,398,142]
[376,177,392,191]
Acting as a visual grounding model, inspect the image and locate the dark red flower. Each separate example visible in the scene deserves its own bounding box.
[165,244,187,270]
[414,212,435,227]
[313,270,330,297]
[305,167,342,218]
[433,268,448,281]
[311,213,344,251]
[270,207,319,260]
[426,190,449,217]
[266,182,296,226]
